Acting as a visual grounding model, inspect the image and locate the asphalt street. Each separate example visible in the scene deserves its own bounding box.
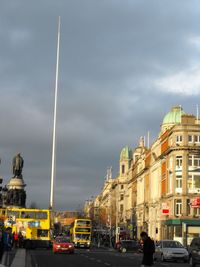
[26,248,190,267]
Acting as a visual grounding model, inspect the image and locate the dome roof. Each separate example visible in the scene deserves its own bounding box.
[120,146,132,161]
[162,106,185,125]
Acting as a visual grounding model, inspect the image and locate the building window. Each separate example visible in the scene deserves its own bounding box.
[174,226,182,237]
[187,174,200,193]
[194,135,200,143]
[122,165,125,174]
[188,135,193,143]
[175,199,182,216]
[176,135,182,143]
[188,154,200,167]
[121,184,124,190]
[120,204,123,212]
[120,194,124,201]
[175,175,182,193]
[194,175,200,188]
[194,155,200,167]
[188,155,192,166]
[176,156,182,168]
[194,208,200,217]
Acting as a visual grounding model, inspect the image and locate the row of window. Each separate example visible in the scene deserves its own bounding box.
[120,200,199,217]
[176,155,200,168]
[176,135,200,143]
[176,175,200,189]
[175,199,200,216]
[6,210,48,219]
[168,174,200,193]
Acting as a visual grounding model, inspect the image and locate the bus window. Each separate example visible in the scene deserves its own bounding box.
[75,228,90,233]
[74,234,90,240]
[35,212,47,219]
[76,220,91,227]
[7,211,20,218]
[21,211,36,219]
[37,229,48,237]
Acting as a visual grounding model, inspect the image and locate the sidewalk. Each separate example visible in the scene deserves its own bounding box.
[10,249,25,267]
[1,249,25,267]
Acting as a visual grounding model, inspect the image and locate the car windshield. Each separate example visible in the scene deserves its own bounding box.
[163,241,183,248]
[122,241,136,244]
[121,241,137,247]
[56,238,70,243]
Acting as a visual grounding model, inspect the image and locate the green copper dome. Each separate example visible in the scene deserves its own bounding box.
[120,146,132,161]
[162,106,185,125]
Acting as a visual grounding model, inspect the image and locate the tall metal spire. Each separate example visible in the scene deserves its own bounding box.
[50,16,61,210]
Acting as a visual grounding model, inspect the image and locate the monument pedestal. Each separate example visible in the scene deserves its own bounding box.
[3,177,26,208]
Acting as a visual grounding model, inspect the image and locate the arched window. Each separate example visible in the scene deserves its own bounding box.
[122,165,125,174]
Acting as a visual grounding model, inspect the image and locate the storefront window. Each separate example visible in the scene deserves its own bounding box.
[174,225,182,237]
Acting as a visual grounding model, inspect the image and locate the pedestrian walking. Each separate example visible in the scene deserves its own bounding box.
[140,231,155,267]
[13,232,19,248]
[18,232,24,248]
[3,227,12,251]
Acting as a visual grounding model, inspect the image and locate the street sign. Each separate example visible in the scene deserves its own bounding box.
[162,202,169,215]
[190,198,200,208]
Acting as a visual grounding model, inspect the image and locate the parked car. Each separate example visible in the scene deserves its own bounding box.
[154,240,188,262]
[52,236,74,254]
[117,240,141,253]
[188,237,200,267]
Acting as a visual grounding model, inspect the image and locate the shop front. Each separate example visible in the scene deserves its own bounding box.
[165,219,200,246]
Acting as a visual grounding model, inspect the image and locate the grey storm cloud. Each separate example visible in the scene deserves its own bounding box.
[0,0,200,210]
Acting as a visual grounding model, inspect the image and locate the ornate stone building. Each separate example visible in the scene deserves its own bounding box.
[85,106,200,245]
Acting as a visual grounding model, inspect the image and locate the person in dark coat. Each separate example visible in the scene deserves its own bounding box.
[3,227,12,251]
[140,231,155,267]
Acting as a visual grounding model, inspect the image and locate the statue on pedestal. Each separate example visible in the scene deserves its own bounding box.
[2,153,27,208]
[12,153,24,178]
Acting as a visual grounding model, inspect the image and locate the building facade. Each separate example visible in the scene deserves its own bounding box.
[85,106,200,245]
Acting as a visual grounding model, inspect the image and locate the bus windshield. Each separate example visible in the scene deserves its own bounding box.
[74,234,90,240]
[75,220,91,227]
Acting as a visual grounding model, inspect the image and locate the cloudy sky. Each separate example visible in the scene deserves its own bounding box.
[0,0,200,210]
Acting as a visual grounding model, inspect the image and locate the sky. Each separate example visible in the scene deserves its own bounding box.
[0,0,200,211]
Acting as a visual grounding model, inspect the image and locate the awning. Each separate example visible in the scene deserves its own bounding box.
[165,219,200,226]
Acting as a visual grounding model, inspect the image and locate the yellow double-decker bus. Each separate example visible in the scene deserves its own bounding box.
[70,218,91,248]
[0,207,51,249]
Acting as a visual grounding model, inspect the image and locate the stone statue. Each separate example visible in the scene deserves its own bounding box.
[12,153,24,178]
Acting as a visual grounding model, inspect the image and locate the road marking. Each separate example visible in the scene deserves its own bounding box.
[104,263,111,266]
